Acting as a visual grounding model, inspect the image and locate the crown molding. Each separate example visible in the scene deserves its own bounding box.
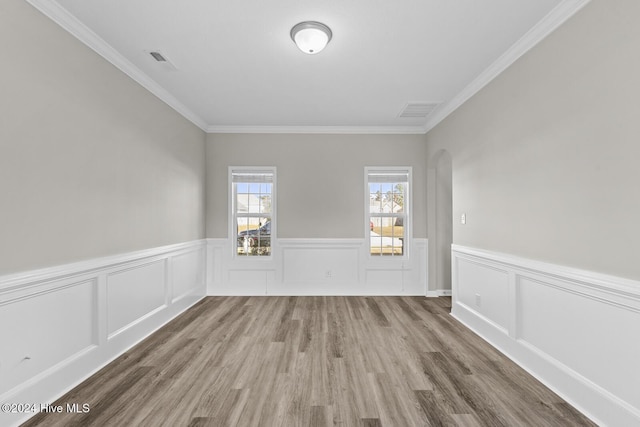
[423,0,592,134]
[27,0,591,136]
[25,0,209,132]
[206,125,428,135]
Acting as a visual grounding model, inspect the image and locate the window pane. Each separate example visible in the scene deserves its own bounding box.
[232,169,275,258]
[367,169,409,258]
[369,216,404,256]
[260,195,272,214]
[236,193,249,213]
[236,216,271,256]
[392,185,403,212]
[370,191,385,213]
[246,193,258,213]
[261,183,272,194]
[369,199,379,214]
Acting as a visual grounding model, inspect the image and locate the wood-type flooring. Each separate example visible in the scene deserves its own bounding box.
[23,296,596,426]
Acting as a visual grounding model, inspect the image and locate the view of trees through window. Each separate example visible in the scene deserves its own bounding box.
[369,179,406,256]
[233,176,273,256]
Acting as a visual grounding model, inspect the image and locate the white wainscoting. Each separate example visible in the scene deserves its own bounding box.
[0,241,206,427]
[207,238,428,296]
[451,245,640,427]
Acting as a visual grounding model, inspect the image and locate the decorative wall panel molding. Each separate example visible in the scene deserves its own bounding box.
[0,241,206,427]
[106,259,167,338]
[451,244,640,427]
[207,238,428,296]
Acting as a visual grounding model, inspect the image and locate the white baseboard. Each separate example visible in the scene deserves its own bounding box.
[206,238,428,296]
[451,245,640,427]
[0,241,207,427]
[426,289,452,297]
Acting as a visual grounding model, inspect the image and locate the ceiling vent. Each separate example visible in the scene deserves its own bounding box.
[145,50,178,71]
[149,51,167,62]
[398,102,439,118]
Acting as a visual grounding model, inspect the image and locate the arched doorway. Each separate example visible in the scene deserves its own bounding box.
[427,150,452,295]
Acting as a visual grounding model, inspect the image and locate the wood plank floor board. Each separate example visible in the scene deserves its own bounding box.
[392,296,423,322]
[370,371,427,426]
[450,413,485,427]
[419,351,474,415]
[186,417,219,427]
[339,350,380,419]
[384,333,433,391]
[360,418,382,427]
[309,405,331,427]
[329,357,362,427]
[414,389,458,427]
[475,365,573,427]
[345,296,364,320]
[553,401,599,426]
[22,296,596,427]
[364,297,390,327]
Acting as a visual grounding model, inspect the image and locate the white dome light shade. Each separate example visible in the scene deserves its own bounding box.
[290,21,332,55]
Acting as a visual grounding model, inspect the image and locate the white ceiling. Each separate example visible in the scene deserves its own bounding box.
[28,0,589,133]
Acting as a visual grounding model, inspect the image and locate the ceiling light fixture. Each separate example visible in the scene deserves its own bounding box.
[290,21,332,55]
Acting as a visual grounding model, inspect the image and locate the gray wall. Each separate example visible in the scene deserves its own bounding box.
[0,0,206,275]
[429,151,452,291]
[206,133,428,239]
[426,0,640,281]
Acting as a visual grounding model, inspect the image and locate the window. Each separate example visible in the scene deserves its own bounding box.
[231,168,275,257]
[366,168,410,257]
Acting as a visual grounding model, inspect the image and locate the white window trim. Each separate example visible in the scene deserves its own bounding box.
[364,166,412,260]
[229,166,277,260]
